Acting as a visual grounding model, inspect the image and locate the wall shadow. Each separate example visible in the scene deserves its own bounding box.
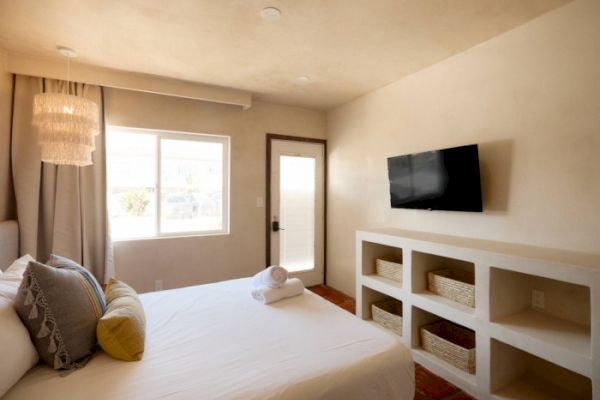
[478,139,514,213]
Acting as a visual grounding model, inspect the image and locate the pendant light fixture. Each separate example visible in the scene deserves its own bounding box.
[32,46,100,167]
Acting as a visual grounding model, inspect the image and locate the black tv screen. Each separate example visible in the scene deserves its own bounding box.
[387,144,482,212]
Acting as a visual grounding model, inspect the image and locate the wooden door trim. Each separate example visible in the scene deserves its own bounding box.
[266,133,327,285]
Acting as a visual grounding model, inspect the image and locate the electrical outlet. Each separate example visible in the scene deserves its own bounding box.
[531,289,545,310]
[155,279,163,291]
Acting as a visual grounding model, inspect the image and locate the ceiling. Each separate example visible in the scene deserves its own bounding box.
[0,0,569,109]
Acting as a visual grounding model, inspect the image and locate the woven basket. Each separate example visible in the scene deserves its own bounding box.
[420,320,476,374]
[375,258,403,283]
[427,269,475,308]
[372,299,403,336]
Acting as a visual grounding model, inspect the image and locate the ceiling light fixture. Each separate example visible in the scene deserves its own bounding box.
[260,7,282,21]
[32,46,100,167]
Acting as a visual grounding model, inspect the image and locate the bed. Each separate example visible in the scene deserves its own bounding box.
[0,221,415,400]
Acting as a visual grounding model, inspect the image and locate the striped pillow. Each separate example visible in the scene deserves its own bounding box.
[14,255,106,370]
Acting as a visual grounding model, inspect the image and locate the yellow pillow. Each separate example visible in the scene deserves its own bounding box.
[97,278,146,361]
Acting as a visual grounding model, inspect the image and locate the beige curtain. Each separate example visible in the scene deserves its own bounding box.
[11,75,113,282]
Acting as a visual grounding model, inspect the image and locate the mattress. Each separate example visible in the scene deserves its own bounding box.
[4,278,414,400]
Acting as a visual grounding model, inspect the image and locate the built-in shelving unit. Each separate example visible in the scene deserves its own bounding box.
[356,228,600,400]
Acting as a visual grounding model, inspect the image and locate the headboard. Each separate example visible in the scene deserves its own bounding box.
[0,220,18,271]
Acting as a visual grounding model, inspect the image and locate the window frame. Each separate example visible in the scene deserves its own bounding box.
[106,125,230,241]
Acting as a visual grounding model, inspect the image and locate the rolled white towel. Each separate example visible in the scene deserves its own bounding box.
[251,278,305,305]
[252,265,288,289]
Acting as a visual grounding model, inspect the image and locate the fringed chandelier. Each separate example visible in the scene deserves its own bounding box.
[32,47,100,167]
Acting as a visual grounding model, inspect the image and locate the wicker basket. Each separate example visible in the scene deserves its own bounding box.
[372,299,403,336]
[420,320,476,374]
[375,258,403,283]
[427,269,475,308]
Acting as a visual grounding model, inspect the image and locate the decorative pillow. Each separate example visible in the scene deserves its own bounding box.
[97,278,146,361]
[0,255,34,301]
[46,254,106,312]
[14,256,106,370]
[0,296,39,397]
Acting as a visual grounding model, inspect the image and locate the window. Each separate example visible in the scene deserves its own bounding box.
[106,126,229,240]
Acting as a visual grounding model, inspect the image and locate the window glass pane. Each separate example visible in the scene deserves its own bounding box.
[107,131,157,240]
[160,139,224,234]
[279,155,315,272]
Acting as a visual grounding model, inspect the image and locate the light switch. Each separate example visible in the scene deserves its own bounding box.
[256,197,264,208]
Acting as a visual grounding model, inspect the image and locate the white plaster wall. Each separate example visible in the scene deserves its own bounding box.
[326,0,600,296]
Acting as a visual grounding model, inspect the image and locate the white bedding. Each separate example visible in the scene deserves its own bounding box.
[4,278,414,400]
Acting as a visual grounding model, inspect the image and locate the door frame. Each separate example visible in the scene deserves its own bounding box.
[266,133,327,285]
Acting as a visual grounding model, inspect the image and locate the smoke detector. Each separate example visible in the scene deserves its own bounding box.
[260,7,282,21]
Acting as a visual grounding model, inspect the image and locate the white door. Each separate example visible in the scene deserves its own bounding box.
[270,139,325,287]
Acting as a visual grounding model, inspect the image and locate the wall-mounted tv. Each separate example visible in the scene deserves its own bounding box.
[387,144,483,212]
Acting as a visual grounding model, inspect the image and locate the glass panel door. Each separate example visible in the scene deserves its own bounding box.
[269,139,325,286]
[279,155,316,272]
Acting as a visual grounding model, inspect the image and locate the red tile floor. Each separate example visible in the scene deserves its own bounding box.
[308,285,475,400]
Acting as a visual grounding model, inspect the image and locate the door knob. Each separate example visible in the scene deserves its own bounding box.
[272,221,285,232]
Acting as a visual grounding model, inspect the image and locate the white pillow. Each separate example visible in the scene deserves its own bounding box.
[0,296,39,397]
[0,255,34,301]
[3,254,34,279]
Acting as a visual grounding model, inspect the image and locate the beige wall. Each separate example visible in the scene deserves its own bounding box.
[0,50,15,221]
[326,0,600,297]
[105,88,325,292]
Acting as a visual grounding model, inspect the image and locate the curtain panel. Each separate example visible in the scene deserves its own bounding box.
[11,75,113,282]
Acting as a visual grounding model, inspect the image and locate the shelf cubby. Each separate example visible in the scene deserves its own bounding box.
[361,241,403,282]
[411,306,477,385]
[360,285,399,317]
[411,251,475,302]
[490,267,591,357]
[491,339,592,400]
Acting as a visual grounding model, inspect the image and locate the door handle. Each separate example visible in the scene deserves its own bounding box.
[272,221,285,232]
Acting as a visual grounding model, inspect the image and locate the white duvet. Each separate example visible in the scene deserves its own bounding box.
[4,278,414,400]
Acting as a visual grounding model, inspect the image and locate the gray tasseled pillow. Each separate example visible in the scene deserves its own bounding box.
[14,256,106,370]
